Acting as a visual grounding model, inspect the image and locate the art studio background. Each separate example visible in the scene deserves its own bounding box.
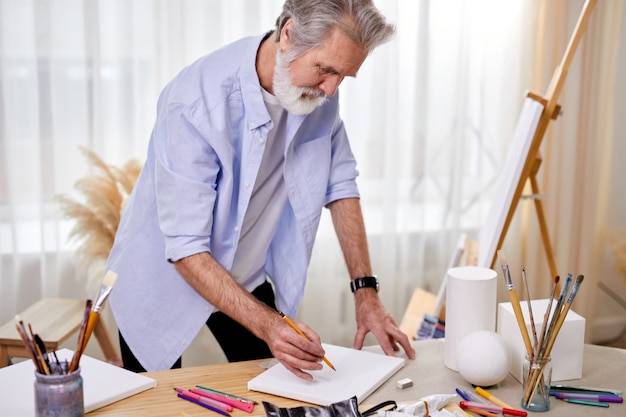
[1,0,625,366]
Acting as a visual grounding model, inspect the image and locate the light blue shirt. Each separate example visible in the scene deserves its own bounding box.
[107,32,360,371]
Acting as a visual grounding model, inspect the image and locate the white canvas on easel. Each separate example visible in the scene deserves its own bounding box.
[247,343,405,405]
[474,0,596,275]
[477,97,544,269]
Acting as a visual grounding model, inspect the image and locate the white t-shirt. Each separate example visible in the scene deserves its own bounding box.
[230,89,288,289]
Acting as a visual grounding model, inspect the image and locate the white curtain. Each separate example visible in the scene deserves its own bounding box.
[2,0,623,364]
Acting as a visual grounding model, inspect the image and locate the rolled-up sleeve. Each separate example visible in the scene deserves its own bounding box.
[153,96,221,262]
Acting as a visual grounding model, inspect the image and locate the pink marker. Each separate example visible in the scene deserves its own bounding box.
[190,388,255,413]
[173,388,233,412]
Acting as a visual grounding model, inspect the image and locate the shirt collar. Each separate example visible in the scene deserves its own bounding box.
[240,31,275,130]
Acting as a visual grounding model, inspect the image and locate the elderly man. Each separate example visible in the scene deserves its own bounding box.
[107,0,415,380]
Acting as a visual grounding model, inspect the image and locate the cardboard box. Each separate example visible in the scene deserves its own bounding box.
[497,299,585,382]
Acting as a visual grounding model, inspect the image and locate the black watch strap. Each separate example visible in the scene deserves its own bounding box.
[350,276,379,293]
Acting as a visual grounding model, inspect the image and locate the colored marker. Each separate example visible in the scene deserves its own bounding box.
[561,398,610,408]
[196,385,258,404]
[464,389,488,404]
[475,386,514,409]
[174,388,233,412]
[459,401,527,417]
[551,384,622,395]
[456,388,471,401]
[190,388,255,413]
[461,407,501,417]
[555,392,623,403]
[177,393,231,416]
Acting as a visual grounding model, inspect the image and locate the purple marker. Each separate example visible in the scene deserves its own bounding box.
[555,392,623,403]
[177,392,232,416]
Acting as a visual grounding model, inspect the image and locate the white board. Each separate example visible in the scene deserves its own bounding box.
[477,97,545,268]
[247,343,405,406]
[0,348,156,416]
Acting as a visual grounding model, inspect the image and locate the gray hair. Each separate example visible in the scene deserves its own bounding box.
[274,0,395,58]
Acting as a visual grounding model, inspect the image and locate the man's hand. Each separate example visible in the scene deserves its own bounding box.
[175,252,326,380]
[353,288,416,359]
[265,316,327,381]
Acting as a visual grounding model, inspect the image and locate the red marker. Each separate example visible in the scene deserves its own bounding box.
[460,400,527,417]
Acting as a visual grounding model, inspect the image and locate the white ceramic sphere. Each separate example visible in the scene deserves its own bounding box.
[455,330,511,387]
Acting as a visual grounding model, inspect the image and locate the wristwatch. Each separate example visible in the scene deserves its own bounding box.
[350,276,379,293]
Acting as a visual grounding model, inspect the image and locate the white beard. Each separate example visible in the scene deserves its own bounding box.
[273,49,327,115]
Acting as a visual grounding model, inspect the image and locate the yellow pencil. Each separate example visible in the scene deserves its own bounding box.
[279,312,336,371]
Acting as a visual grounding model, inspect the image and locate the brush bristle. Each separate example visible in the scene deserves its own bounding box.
[102,270,118,287]
[497,249,508,265]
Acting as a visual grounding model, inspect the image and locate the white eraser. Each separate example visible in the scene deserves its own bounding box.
[396,377,413,389]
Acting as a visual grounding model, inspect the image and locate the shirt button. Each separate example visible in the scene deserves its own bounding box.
[259,138,266,144]
[245,182,250,188]
[205,306,211,311]
[181,340,187,346]
[234,226,240,232]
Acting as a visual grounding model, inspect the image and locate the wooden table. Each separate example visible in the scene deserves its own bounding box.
[88,339,626,417]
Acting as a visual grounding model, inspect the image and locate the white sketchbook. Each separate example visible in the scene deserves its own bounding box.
[0,348,156,416]
[248,343,405,406]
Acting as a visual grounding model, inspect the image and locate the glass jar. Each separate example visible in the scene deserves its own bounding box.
[34,368,84,417]
[521,355,552,412]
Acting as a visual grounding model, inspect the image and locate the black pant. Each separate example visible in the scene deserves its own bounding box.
[119,281,277,372]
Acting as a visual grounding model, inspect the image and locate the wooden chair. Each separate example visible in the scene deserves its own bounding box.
[0,297,121,367]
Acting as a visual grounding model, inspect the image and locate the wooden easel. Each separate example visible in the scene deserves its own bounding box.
[485,0,597,293]
[400,0,597,339]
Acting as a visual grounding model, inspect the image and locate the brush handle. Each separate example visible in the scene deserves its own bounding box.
[69,311,99,372]
[80,312,100,354]
[508,290,533,356]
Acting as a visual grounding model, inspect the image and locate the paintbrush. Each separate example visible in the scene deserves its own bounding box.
[68,299,92,372]
[543,275,584,357]
[70,270,118,372]
[539,273,572,358]
[523,275,584,405]
[521,265,538,353]
[534,275,559,361]
[498,250,533,356]
[14,316,44,373]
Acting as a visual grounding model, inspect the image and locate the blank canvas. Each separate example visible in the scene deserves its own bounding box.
[0,348,156,416]
[477,97,545,268]
[247,343,405,405]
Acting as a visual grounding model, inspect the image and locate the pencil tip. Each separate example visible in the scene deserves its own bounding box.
[554,275,560,283]
[576,274,584,283]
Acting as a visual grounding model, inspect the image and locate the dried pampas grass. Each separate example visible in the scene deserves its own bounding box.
[57,147,141,292]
